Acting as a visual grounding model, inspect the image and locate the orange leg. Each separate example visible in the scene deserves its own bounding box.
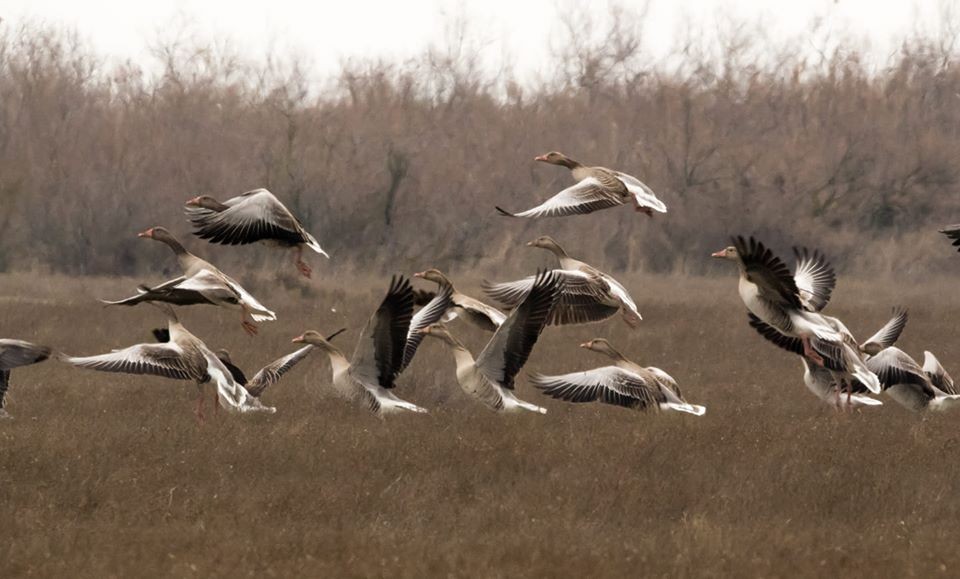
[802,337,825,366]
[294,246,312,278]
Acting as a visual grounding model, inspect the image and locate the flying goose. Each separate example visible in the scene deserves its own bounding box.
[712,236,880,393]
[496,152,667,219]
[419,270,564,413]
[530,339,705,415]
[0,340,52,419]
[482,236,641,327]
[150,327,337,399]
[62,305,274,420]
[103,227,276,335]
[940,224,960,251]
[749,309,908,409]
[292,277,453,415]
[185,188,328,278]
[865,348,960,412]
[413,269,506,332]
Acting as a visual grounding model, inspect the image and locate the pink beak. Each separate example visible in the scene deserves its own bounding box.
[413,272,424,278]
[137,228,154,238]
[292,334,305,343]
[185,196,201,206]
[579,342,591,349]
[534,155,548,162]
[711,250,726,258]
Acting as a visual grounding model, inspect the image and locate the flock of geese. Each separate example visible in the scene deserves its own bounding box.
[1,151,959,420]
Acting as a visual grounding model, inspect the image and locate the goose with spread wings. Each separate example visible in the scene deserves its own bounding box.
[150,327,335,400]
[0,339,52,419]
[530,338,705,416]
[419,269,564,413]
[713,236,880,393]
[865,348,960,412]
[101,227,275,335]
[186,188,328,278]
[413,269,506,332]
[292,276,452,416]
[496,152,667,219]
[482,236,641,328]
[62,305,274,420]
[749,308,908,409]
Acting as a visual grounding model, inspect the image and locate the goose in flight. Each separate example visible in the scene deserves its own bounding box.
[0,340,52,419]
[102,227,275,335]
[530,338,705,415]
[940,224,960,251]
[185,188,328,278]
[292,276,452,415]
[413,269,506,332]
[713,236,880,393]
[496,152,666,219]
[482,236,641,327]
[150,327,337,399]
[419,269,564,413]
[62,305,274,420]
[866,348,960,412]
[749,308,908,409]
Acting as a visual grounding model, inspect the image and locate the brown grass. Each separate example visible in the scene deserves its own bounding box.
[2,272,960,578]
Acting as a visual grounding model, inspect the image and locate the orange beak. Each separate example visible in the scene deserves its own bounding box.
[137,228,154,238]
[534,155,548,162]
[185,196,201,206]
[292,334,305,343]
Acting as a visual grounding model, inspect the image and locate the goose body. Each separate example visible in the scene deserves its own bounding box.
[867,348,960,412]
[714,236,880,393]
[483,236,641,328]
[531,339,705,415]
[413,269,506,332]
[750,308,907,408]
[103,227,275,335]
[0,339,52,418]
[63,306,274,419]
[294,277,452,416]
[496,152,666,219]
[421,270,564,413]
[186,189,328,278]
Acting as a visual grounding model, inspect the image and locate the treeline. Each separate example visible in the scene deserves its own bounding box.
[1,10,959,279]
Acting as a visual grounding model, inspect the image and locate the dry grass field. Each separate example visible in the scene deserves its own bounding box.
[2,271,960,578]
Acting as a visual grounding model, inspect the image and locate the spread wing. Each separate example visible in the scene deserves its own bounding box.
[940,224,960,251]
[482,270,618,326]
[186,189,309,246]
[350,276,414,389]
[792,247,835,312]
[733,236,802,309]
[476,270,564,389]
[923,351,957,395]
[859,308,909,356]
[866,347,934,396]
[213,271,276,321]
[601,273,642,326]
[496,178,625,219]
[0,340,52,369]
[245,346,314,398]
[100,276,221,307]
[614,171,667,213]
[63,343,197,381]
[530,366,664,410]
[400,284,454,372]
[454,295,507,331]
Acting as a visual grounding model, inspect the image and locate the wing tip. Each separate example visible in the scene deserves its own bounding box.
[495,206,517,217]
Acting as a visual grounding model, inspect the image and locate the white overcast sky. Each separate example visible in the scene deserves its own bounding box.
[2,0,952,77]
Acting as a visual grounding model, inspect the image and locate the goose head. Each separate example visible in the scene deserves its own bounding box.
[579,338,626,361]
[526,235,567,255]
[215,348,234,364]
[292,330,331,350]
[186,195,229,211]
[711,245,740,262]
[414,268,452,286]
[534,151,579,169]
